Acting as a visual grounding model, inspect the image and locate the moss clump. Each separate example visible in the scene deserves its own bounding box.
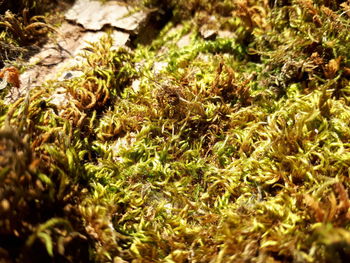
[0,0,65,68]
[3,0,350,262]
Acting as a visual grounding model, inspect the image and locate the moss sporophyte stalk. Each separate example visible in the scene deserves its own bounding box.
[2,0,350,262]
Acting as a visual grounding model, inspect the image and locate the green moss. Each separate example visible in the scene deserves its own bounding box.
[3,0,350,262]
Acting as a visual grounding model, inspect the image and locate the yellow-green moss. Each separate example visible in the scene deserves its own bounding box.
[2,0,350,262]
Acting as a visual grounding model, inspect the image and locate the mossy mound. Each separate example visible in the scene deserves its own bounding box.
[2,0,350,262]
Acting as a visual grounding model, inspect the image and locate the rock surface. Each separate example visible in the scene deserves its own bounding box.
[65,0,147,32]
[16,0,147,101]
[19,23,129,93]
[6,0,150,103]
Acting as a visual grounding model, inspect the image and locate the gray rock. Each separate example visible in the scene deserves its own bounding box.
[200,27,217,40]
[65,0,147,32]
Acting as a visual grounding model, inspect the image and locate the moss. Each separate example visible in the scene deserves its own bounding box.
[0,0,65,68]
[3,0,350,262]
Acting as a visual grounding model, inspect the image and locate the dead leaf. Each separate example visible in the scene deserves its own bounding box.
[0,66,20,88]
